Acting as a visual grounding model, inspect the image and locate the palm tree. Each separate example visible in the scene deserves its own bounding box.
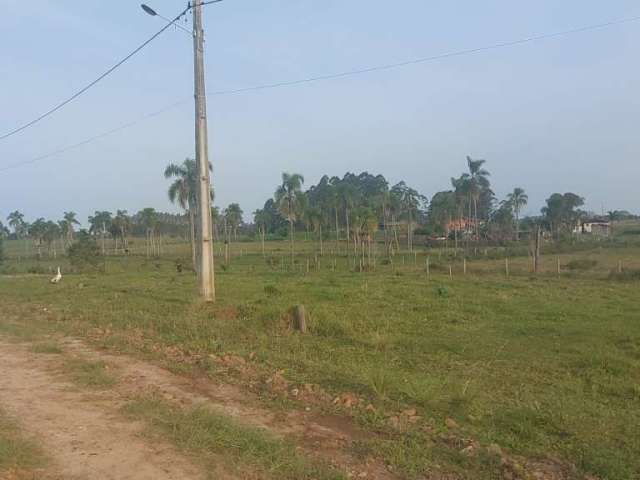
[165,159,198,269]
[63,211,80,244]
[7,211,30,256]
[275,172,305,261]
[466,156,491,237]
[7,211,25,237]
[506,188,528,240]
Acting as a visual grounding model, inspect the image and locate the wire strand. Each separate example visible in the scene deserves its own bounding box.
[2,13,639,173]
[209,14,640,96]
[0,6,190,142]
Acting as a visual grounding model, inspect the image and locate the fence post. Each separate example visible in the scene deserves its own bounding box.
[505,258,509,277]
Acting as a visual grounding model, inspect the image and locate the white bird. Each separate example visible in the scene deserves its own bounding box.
[50,267,62,284]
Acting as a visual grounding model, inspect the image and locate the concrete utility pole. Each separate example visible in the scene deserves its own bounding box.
[192,1,215,302]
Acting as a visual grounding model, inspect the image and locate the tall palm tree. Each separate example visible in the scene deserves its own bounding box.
[506,187,528,240]
[275,172,304,261]
[466,156,491,237]
[7,211,25,237]
[165,159,198,269]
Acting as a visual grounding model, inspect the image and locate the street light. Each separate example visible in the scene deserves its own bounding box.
[140,4,157,16]
[141,1,220,302]
[141,4,193,35]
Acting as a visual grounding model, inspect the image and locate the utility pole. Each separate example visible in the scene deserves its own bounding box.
[193,1,215,302]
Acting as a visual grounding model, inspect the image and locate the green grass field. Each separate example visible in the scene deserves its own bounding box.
[1,234,639,479]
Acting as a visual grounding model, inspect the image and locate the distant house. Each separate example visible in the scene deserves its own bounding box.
[573,217,610,237]
[445,218,476,234]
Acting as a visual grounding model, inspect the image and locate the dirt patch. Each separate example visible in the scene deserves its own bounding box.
[58,338,397,480]
[0,340,223,480]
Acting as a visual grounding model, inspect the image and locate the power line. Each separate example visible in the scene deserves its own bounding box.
[1,13,638,173]
[209,14,640,96]
[0,6,190,142]
[0,100,189,172]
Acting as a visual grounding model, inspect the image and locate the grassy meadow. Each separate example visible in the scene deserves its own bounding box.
[1,232,639,479]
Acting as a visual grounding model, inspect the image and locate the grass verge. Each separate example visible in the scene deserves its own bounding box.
[124,395,346,480]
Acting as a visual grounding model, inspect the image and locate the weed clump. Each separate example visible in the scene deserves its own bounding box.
[264,284,281,297]
[436,285,449,298]
[565,258,598,270]
[608,269,640,281]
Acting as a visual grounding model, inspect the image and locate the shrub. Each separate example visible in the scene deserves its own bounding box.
[67,232,101,271]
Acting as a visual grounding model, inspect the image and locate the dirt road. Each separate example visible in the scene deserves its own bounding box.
[0,336,395,480]
[0,340,208,480]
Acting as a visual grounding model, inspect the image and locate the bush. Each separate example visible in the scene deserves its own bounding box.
[67,232,101,271]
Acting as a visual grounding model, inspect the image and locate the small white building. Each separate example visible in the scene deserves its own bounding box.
[573,218,610,237]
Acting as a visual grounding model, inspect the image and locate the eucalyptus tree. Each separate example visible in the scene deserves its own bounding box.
[391,182,426,252]
[224,203,243,241]
[42,221,61,257]
[63,211,80,244]
[307,206,325,255]
[506,188,528,240]
[465,156,491,236]
[88,211,113,255]
[542,193,584,239]
[28,218,48,258]
[275,172,305,261]
[112,210,131,253]
[253,208,269,256]
[450,176,470,248]
[138,208,159,257]
[428,191,457,237]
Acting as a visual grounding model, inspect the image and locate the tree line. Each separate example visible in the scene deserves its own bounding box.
[2,154,635,264]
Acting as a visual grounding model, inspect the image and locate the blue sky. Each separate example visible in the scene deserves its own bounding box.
[1,0,638,225]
